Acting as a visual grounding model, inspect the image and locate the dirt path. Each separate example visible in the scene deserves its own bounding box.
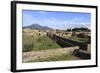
[22,46,79,62]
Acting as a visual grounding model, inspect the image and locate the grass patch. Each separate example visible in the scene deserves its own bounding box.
[34,35,61,51]
[22,34,61,52]
[22,35,35,52]
[65,36,89,43]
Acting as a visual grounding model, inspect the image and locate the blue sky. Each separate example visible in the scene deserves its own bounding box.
[22,10,91,30]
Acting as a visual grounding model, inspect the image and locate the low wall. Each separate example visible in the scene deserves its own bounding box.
[47,33,88,50]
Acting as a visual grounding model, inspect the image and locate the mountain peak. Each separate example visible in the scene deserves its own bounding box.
[23,24,52,30]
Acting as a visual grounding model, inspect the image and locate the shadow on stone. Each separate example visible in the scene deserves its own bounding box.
[73,49,91,59]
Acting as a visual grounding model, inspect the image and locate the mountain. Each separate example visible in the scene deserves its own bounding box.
[23,24,52,30]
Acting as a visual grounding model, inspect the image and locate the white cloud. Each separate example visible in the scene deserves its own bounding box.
[38,11,47,14]
[80,22,90,25]
[73,17,82,21]
[23,14,33,26]
[23,13,90,30]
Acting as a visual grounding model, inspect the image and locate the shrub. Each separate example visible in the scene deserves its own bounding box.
[23,41,34,52]
[22,36,34,52]
[71,32,77,37]
[77,33,88,38]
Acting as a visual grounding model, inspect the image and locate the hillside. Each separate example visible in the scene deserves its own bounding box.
[23,24,52,30]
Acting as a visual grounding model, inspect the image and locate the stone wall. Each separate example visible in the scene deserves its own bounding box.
[47,33,88,50]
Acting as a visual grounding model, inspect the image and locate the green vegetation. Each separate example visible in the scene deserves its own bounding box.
[67,27,90,32]
[72,27,90,32]
[67,36,89,43]
[62,34,88,43]
[23,33,61,52]
[22,28,89,62]
[23,35,34,52]
[33,35,61,51]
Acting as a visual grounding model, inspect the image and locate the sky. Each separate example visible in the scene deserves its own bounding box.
[22,10,91,30]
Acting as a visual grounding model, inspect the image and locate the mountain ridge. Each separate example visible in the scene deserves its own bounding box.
[23,24,52,30]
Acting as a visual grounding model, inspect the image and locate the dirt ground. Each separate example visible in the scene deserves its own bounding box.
[22,46,80,62]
